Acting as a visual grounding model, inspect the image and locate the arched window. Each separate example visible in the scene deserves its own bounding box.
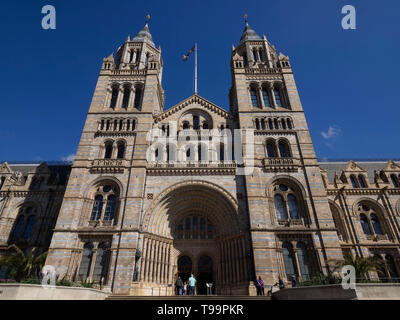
[135,50,141,64]
[78,243,94,282]
[202,122,209,130]
[117,141,125,159]
[274,118,279,129]
[266,141,277,158]
[268,119,273,130]
[278,140,291,158]
[252,49,258,61]
[261,118,266,130]
[182,122,189,130]
[274,88,282,107]
[22,216,35,239]
[360,214,372,235]
[281,119,286,129]
[287,194,300,219]
[104,141,113,159]
[287,118,292,129]
[262,88,270,107]
[370,214,383,235]
[350,175,358,188]
[296,242,311,280]
[12,215,25,238]
[176,215,215,239]
[134,86,143,109]
[110,86,119,109]
[250,88,258,107]
[390,174,399,188]
[104,195,116,221]
[274,194,288,220]
[255,119,260,130]
[90,195,103,221]
[121,86,130,109]
[282,242,296,279]
[92,242,110,283]
[358,175,367,188]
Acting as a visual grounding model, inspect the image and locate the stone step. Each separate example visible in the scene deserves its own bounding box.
[106,295,271,300]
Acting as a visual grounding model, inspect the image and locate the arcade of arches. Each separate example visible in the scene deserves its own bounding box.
[135,183,251,295]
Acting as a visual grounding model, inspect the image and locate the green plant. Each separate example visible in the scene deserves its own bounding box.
[330,252,384,281]
[0,245,47,282]
[56,278,74,287]
[298,272,341,287]
[80,278,94,288]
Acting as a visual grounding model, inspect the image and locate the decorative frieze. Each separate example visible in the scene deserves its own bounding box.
[90,159,126,173]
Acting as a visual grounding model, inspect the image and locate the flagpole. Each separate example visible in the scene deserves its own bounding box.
[194,42,198,94]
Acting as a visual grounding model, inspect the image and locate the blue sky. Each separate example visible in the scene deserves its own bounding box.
[0,0,399,162]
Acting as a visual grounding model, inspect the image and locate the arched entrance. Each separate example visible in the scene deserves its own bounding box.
[139,181,251,295]
[197,255,213,295]
[178,255,192,283]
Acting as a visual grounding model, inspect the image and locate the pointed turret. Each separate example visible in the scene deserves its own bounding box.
[238,14,261,45]
[132,14,155,48]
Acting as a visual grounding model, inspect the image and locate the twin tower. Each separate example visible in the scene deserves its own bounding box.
[44,17,342,295]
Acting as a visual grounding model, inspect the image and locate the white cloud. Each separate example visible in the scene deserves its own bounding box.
[61,154,75,162]
[321,125,341,140]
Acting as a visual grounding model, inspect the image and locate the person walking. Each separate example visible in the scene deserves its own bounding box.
[188,274,196,295]
[257,276,265,296]
[175,276,183,295]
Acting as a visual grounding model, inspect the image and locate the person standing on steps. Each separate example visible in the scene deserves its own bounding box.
[175,276,183,295]
[188,274,196,295]
[257,276,265,296]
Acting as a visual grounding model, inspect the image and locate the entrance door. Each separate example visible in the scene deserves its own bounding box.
[178,255,192,283]
[197,255,213,295]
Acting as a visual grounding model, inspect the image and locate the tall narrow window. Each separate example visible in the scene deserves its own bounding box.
[23,216,35,239]
[370,214,383,235]
[198,144,202,161]
[350,175,358,188]
[117,141,125,159]
[261,119,266,130]
[266,141,277,158]
[288,195,300,219]
[202,122,208,130]
[110,87,119,109]
[78,243,94,282]
[183,122,189,130]
[90,195,103,221]
[250,89,258,107]
[104,195,116,221]
[275,194,288,220]
[296,242,311,280]
[282,242,296,279]
[92,243,110,282]
[278,141,291,158]
[287,119,292,129]
[253,49,258,61]
[268,119,273,130]
[135,50,140,64]
[219,144,225,161]
[281,119,286,129]
[121,86,130,109]
[262,89,270,107]
[385,255,399,278]
[255,119,260,130]
[104,141,113,159]
[274,89,282,107]
[390,174,399,188]
[360,214,372,235]
[358,175,367,188]
[134,87,142,109]
[12,215,25,238]
[193,115,199,130]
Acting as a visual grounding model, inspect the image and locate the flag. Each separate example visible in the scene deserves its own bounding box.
[183,45,195,61]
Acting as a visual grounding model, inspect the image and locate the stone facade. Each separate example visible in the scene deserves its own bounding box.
[1,18,400,295]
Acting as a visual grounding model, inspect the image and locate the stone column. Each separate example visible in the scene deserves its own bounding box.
[257,84,265,108]
[128,87,135,109]
[116,86,124,109]
[140,237,148,282]
[156,240,162,284]
[104,88,112,109]
[267,82,277,108]
[148,239,155,283]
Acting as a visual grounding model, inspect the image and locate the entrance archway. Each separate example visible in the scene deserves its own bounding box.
[197,255,213,295]
[178,255,192,283]
[139,181,251,295]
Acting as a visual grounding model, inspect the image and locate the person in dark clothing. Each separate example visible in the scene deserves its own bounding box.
[278,276,285,289]
[175,276,183,295]
[291,276,297,288]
